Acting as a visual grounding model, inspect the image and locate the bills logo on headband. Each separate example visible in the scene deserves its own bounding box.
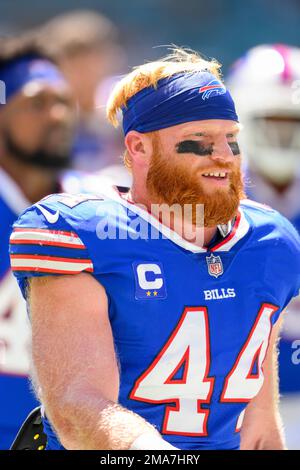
[199,79,226,100]
[206,253,224,278]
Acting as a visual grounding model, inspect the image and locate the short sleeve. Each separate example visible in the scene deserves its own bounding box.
[9,195,94,299]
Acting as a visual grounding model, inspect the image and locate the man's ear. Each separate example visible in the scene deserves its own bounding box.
[125,131,153,167]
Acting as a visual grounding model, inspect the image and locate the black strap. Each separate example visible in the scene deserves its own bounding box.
[10,406,47,450]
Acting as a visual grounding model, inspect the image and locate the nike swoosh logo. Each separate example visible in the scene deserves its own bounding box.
[36,204,60,224]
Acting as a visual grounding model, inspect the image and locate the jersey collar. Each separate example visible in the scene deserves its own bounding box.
[105,185,250,253]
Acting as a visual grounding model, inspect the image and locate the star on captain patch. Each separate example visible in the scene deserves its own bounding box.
[206,253,223,278]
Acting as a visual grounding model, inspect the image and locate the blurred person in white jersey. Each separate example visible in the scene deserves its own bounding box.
[228,44,300,396]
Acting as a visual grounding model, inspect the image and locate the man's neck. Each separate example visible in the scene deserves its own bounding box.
[0,154,59,204]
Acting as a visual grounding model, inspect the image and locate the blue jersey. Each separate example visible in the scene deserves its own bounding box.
[246,171,300,393]
[293,216,300,233]
[0,169,38,450]
[277,210,300,394]
[9,188,300,450]
[0,169,105,450]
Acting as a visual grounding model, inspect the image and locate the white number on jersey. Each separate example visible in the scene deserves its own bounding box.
[0,272,31,375]
[220,303,276,401]
[130,303,278,436]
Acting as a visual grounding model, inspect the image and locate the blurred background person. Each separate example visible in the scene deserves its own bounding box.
[0,36,77,449]
[0,26,132,448]
[36,10,127,176]
[227,43,300,448]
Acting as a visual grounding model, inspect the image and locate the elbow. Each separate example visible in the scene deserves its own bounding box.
[44,396,81,449]
[42,387,87,449]
[42,384,111,450]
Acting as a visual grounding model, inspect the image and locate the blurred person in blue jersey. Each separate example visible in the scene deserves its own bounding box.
[0,37,77,449]
[37,10,126,173]
[9,48,300,450]
[228,44,300,394]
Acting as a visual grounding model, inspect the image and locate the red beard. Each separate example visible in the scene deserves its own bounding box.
[146,134,246,227]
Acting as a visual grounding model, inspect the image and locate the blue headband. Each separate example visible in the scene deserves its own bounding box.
[122,71,238,135]
[0,55,67,104]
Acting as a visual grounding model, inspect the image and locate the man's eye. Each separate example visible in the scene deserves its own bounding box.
[30,97,47,111]
[228,141,240,156]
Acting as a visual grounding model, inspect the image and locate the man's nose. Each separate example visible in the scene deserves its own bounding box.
[49,103,72,124]
[210,140,236,164]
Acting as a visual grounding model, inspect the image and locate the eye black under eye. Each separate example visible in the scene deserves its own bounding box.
[228,141,240,156]
[176,140,213,156]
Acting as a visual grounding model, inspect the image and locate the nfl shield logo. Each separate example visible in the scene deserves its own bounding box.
[206,253,223,278]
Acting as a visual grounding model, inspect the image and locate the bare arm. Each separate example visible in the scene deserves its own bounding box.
[29,273,162,450]
[240,315,286,450]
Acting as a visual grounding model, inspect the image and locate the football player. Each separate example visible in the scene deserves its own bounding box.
[10,48,300,450]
